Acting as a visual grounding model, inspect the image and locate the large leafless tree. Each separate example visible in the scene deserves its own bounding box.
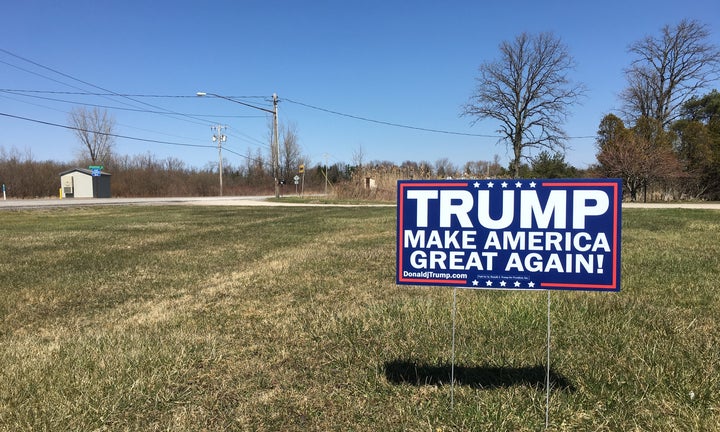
[279,122,303,181]
[68,107,115,164]
[463,32,585,177]
[621,19,720,128]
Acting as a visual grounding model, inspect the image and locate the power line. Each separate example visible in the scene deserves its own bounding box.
[0,91,213,147]
[0,60,95,96]
[0,89,268,100]
[0,88,274,112]
[0,111,214,150]
[283,97,596,139]
[0,52,274,164]
[0,58,174,118]
[1,88,271,149]
[0,49,211,127]
[2,50,596,142]
[283,97,499,137]
[0,111,268,165]
[0,89,265,118]
[2,94,271,162]
[3,86,595,139]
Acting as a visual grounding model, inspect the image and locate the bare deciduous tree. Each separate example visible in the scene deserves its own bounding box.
[463,155,504,178]
[279,122,302,181]
[463,32,585,177]
[434,158,457,179]
[68,107,116,164]
[351,145,365,171]
[621,19,720,128]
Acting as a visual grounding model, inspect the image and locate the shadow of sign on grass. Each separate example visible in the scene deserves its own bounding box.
[384,360,575,391]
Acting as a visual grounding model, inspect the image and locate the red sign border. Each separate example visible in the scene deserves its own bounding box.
[397,180,621,291]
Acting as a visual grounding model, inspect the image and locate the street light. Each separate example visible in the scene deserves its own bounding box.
[197,92,281,198]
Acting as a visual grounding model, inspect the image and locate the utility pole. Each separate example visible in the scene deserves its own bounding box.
[211,125,227,196]
[273,93,280,198]
[323,153,329,195]
[196,91,278,197]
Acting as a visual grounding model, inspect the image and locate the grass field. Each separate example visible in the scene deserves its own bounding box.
[0,205,718,431]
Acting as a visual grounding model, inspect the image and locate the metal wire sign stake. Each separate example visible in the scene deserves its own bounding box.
[396,179,622,427]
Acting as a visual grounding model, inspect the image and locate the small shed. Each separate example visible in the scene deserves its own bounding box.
[60,168,111,198]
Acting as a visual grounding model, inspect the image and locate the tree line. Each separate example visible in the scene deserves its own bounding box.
[596,90,720,201]
[463,19,719,201]
[3,19,718,201]
[0,143,581,199]
[593,18,720,201]
[0,147,354,198]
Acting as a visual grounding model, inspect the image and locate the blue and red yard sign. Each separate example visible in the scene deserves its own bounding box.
[396,179,622,291]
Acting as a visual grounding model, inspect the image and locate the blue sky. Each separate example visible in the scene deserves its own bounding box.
[2,0,719,172]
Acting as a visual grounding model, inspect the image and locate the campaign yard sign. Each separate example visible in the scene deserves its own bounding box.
[396,179,622,291]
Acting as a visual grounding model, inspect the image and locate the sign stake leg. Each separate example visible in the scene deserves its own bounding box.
[545,289,551,429]
[451,287,457,409]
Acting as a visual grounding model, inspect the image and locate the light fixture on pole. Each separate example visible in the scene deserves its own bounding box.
[197,91,281,198]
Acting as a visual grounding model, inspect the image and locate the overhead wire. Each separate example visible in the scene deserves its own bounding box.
[282,97,500,137]
[0,111,214,150]
[0,59,97,97]
[0,89,265,118]
[283,97,596,139]
[6,87,595,140]
[0,107,267,164]
[0,103,268,165]
[0,53,271,165]
[0,49,212,127]
[1,89,270,149]
[3,49,598,168]
[0,89,268,100]
[0,91,215,148]
[4,86,598,141]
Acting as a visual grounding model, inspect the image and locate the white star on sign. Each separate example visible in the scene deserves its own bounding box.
[529,181,537,188]
[501,181,508,188]
[515,181,522,188]
[528,281,536,288]
[499,280,507,287]
[486,280,493,287]
[473,181,481,188]
[472,280,479,286]
[514,281,521,287]
[487,181,494,188]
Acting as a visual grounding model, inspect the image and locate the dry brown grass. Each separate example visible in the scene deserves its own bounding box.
[0,206,718,430]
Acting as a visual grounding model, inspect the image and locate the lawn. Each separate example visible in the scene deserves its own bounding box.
[0,205,718,431]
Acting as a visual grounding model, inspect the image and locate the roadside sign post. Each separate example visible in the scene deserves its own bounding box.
[299,164,305,197]
[396,179,622,426]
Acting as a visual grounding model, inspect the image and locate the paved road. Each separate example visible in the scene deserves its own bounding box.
[0,196,277,210]
[0,195,395,210]
[622,202,720,210]
[1,196,719,210]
